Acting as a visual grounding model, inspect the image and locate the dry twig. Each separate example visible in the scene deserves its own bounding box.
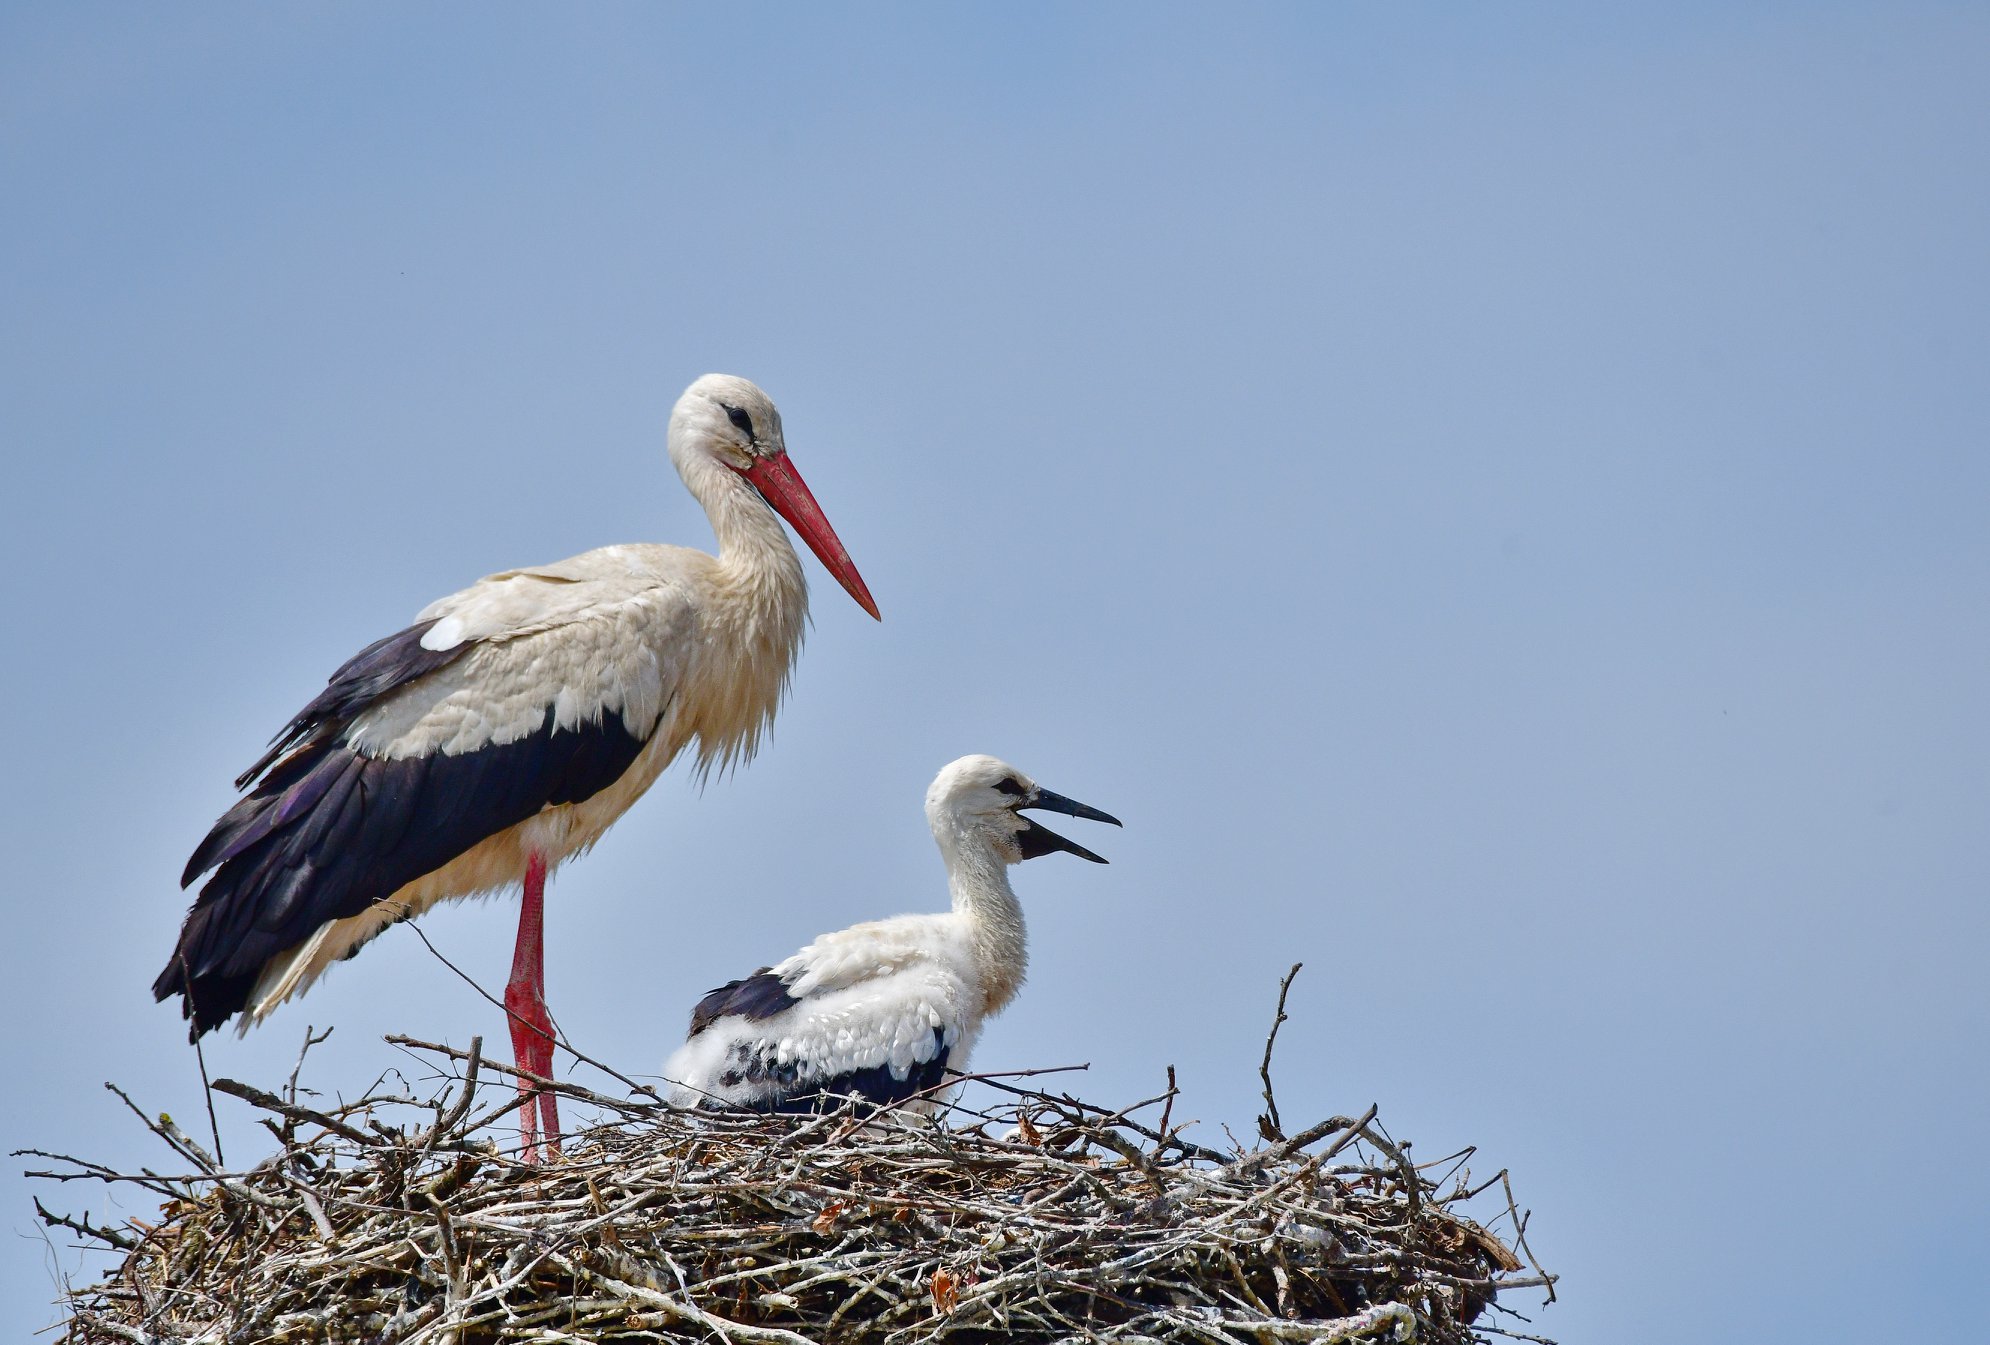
[1259,962,1303,1143]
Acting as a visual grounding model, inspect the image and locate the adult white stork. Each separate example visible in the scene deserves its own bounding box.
[664,755,1119,1113]
[157,373,878,1159]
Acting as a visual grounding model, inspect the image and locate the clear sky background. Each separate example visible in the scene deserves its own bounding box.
[4,4,1986,1340]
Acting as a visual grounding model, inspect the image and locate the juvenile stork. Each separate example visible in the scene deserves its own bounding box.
[157,374,878,1158]
[664,755,1119,1113]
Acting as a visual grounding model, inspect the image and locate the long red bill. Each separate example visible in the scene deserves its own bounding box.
[739,453,881,620]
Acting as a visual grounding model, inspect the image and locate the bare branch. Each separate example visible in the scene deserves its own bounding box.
[32,1197,137,1251]
[210,1077,382,1147]
[1258,962,1303,1142]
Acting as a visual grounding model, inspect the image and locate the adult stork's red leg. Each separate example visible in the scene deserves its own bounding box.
[504,850,561,1161]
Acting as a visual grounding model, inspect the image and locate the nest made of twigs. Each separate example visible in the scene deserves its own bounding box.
[34,1033,1555,1345]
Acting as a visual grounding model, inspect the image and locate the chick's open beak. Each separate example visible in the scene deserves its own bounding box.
[1017,788,1122,865]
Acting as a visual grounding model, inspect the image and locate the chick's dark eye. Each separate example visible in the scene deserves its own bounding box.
[994,777,1028,797]
[721,403,755,438]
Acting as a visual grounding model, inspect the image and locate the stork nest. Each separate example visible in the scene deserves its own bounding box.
[32,1033,1555,1345]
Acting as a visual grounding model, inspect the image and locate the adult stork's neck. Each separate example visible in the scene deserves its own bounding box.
[946,844,1028,1017]
[701,462,809,617]
[677,452,809,773]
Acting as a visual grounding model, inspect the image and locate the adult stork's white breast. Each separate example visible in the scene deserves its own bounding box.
[664,755,1120,1114]
[157,373,879,1158]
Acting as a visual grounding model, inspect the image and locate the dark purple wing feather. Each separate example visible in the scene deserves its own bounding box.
[158,618,660,1039]
[688,968,801,1037]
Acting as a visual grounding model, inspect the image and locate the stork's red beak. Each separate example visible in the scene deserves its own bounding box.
[739,453,881,620]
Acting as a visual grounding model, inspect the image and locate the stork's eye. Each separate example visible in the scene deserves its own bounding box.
[721,403,755,439]
[994,777,1028,797]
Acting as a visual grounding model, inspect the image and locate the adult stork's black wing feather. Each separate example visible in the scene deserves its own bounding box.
[182,620,465,885]
[156,617,659,1038]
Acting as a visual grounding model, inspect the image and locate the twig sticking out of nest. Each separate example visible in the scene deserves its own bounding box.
[32,1035,1554,1344]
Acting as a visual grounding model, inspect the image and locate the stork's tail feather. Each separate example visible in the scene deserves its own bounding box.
[152,921,263,1040]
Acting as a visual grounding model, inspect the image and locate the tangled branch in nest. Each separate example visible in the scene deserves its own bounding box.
[31,1034,1555,1344]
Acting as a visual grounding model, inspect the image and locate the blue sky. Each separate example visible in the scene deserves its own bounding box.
[4,5,1986,1340]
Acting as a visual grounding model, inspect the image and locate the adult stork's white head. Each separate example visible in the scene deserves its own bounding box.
[664,755,1121,1115]
[669,373,879,622]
